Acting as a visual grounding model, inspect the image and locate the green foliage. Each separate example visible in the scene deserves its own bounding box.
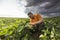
[0,17,60,40]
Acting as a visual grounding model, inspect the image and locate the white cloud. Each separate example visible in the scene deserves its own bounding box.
[0,0,28,18]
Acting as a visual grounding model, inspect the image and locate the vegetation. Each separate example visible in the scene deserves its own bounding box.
[0,17,60,40]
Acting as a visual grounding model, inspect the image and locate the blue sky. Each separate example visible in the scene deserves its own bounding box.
[0,0,28,18]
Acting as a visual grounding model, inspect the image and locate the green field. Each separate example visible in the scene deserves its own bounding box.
[0,17,60,40]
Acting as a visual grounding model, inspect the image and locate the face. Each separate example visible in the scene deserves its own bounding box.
[28,14,34,19]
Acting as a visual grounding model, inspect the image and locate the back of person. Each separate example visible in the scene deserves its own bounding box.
[30,13,43,24]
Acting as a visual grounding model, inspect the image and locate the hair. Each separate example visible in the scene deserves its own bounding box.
[28,12,32,15]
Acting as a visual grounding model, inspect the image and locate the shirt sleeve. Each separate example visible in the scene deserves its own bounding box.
[30,19,33,23]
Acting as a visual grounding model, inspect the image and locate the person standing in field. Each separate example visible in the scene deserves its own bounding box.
[28,12,45,40]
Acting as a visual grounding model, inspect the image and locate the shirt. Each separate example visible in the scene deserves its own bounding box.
[30,14,43,23]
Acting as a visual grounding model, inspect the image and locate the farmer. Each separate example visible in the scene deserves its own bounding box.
[28,12,45,40]
[20,12,45,40]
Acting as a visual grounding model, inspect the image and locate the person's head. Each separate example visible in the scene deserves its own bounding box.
[28,12,34,19]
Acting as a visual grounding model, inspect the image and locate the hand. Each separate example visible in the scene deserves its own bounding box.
[29,23,36,25]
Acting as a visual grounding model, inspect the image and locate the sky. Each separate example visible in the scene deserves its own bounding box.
[0,0,28,18]
[0,0,60,18]
[25,0,60,17]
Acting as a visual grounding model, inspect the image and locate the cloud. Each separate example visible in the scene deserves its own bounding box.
[0,0,28,18]
[25,0,60,7]
[25,0,42,7]
[25,0,60,17]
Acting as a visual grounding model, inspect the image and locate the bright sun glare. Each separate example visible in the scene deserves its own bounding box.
[0,0,28,18]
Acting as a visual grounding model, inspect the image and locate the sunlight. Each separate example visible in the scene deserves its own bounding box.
[0,0,28,18]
